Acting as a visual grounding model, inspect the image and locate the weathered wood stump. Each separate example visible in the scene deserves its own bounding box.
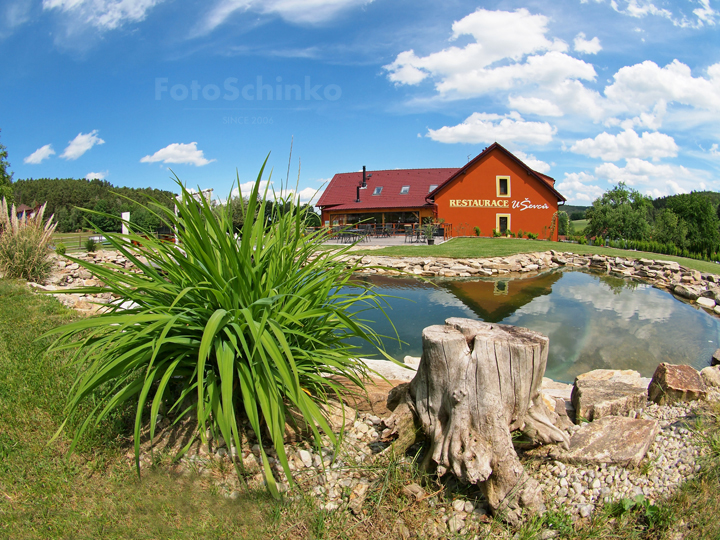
[382,318,569,523]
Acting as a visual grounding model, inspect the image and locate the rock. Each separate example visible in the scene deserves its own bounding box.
[447,515,464,534]
[575,369,649,387]
[298,449,313,468]
[672,284,701,301]
[572,370,649,421]
[648,363,707,405]
[452,499,466,513]
[401,482,426,501]
[348,482,369,515]
[696,297,716,309]
[700,366,720,388]
[552,416,659,467]
[541,377,573,401]
[712,348,720,366]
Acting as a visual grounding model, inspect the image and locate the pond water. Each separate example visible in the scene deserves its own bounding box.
[345,270,720,383]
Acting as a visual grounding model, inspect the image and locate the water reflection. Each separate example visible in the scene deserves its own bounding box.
[345,270,720,382]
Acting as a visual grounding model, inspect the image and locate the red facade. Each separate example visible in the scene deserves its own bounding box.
[317,143,566,238]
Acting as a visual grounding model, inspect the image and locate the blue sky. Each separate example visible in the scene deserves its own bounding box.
[1,0,719,205]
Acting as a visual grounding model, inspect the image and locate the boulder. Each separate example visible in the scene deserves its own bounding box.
[648,363,707,405]
[572,369,649,421]
[552,416,659,467]
[700,366,720,388]
[712,348,720,366]
[697,297,716,309]
[673,284,701,301]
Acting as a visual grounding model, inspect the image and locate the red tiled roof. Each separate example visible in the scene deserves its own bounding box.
[427,143,566,202]
[317,168,458,211]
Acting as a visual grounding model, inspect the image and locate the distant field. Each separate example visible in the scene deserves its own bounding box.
[52,231,107,252]
[572,219,588,233]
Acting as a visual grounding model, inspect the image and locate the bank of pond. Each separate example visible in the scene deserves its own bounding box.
[344,268,720,383]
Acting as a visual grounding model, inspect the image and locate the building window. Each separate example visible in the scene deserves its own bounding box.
[428,184,438,192]
[496,214,511,234]
[373,186,383,195]
[400,185,410,194]
[496,176,511,197]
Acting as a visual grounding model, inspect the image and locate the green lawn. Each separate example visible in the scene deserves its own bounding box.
[571,219,588,234]
[353,237,720,274]
[52,231,99,253]
[2,278,720,539]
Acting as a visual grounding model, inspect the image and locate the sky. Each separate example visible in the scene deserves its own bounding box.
[1,0,719,205]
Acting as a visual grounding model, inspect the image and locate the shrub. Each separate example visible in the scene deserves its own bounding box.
[473,226,481,237]
[0,198,57,282]
[84,238,98,252]
[517,229,524,238]
[55,242,66,256]
[44,161,391,497]
[492,228,501,237]
[526,232,538,240]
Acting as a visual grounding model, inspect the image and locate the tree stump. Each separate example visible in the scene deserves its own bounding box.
[382,318,569,523]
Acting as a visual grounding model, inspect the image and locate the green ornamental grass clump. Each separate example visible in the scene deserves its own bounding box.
[45,159,393,496]
[0,197,57,282]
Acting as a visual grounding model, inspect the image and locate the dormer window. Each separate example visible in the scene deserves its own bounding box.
[400,186,410,194]
[373,186,383,195]
[428,184,437,193]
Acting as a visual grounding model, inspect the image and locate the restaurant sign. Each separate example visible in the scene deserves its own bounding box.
[449,197,549,211]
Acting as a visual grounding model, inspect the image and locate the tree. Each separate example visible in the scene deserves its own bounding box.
[0,129,13,204]
[663,192,720,252]
[585,182,652,241]
[653,208,687,248]
[557,210,569,236]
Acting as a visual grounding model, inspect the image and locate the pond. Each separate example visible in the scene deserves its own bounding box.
[345,270,720,383]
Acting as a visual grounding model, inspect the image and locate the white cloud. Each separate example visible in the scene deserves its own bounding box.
[710,143,720,156]
[514,150,551,173]
[589,0,718,28]
[594,158,710,195]
[426,112,556,145]
[230,182,324,204]
[605,60,720,114]
[508,96,563,117]
[23,144,55,164]
[0,0,33,39]
[570,129,678,162]
[386,8,566,85]
[573,32,601,54]
[384,9,597,100]
[556,171,605,202]
[42,0,164,30]
[197,0,373,35]
[86,171,108,180]
[60,130,105,160]
[694,0,719,26]
[140,142,215,167]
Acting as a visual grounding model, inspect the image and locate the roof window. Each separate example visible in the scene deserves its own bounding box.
[373,186,383,195]
[428,184,438,192]
[400,186,410,194]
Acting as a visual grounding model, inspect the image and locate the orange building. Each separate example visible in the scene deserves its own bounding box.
[317,143,566,239]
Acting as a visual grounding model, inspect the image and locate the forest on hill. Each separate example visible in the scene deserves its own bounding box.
[12,178,177,233]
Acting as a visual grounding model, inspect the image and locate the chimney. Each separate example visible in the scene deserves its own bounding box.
[356,184,361,203]
[362,166,367,188]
